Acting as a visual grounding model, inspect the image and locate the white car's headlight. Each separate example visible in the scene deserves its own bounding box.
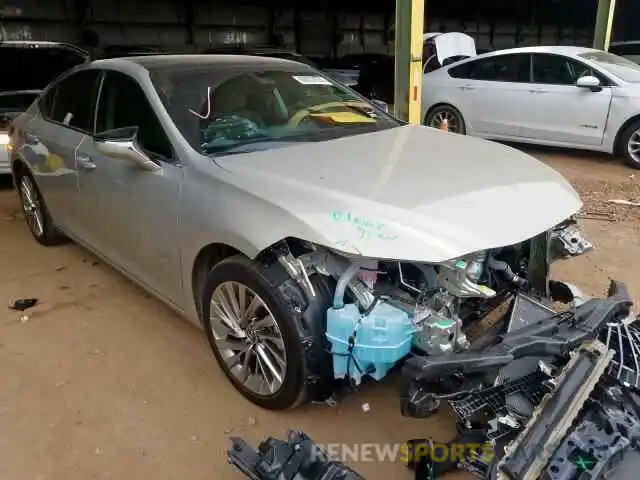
[0,133,10,145]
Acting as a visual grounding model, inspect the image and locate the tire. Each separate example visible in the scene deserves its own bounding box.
[201,254,309,410]
[617,120,640,170]
[424,104,466,134]
[14,168,66,246]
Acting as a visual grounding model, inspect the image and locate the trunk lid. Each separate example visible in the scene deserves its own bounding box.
[0,41,89,93]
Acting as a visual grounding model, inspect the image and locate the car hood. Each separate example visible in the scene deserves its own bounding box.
[215,124,582,263]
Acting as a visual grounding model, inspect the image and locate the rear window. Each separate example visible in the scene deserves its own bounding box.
[0,45,87,92]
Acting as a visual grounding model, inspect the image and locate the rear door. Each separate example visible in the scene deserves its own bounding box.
[19,69,101,233]
[445,53,532,137]
[523,53,613,146]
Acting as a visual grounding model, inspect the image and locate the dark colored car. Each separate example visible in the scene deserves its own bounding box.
[98,45,168,59]
[202,45,319,68]
[0,41,89,173]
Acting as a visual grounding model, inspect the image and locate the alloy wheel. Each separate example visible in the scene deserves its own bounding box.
[209,281,287,396]
[428,109,460,133]
[627,129,640,164]
[19,176,44,238]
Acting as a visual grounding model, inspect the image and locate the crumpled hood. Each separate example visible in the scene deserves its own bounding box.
[215,124,582,262]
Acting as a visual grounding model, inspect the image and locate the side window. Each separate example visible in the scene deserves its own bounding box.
[531,54,608,86]
[532,54,578,85]
[49,70,101,132]
[96,71,173,160]
[448,61,475,79]
[449,54,530,83]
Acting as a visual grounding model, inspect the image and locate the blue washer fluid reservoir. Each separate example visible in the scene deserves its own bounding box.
[326,301,415,385]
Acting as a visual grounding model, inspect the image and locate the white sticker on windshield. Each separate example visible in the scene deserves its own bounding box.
[292,75,332,86]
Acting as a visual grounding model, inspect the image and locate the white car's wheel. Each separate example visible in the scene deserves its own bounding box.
[424,104,466,134]
[619,120,640,170]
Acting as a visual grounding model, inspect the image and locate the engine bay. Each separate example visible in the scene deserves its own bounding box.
[272,217,593,389]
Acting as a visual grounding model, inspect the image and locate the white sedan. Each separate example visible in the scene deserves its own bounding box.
[421,45,640,169]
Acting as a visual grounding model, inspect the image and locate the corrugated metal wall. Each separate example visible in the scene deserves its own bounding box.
[0,0,618,56]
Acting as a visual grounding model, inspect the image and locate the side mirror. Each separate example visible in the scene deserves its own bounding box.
[94,127,161,172]
[370,99,389,113]
[576,75,601,91]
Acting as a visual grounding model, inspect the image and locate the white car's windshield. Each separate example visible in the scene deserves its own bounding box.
[578,51,640,82]
[151,66,399,156]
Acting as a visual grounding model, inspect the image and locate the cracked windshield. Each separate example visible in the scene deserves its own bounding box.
[152,67,399,156]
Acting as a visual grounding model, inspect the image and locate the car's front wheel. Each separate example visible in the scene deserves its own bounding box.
[618,120,640,169]
[15,169,66,245]
[201,255,309,410]
[424,104,466,134]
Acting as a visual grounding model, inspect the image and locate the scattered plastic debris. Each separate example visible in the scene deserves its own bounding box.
[19,314,29,323]
[361,402,371,413]
[228,431,365,479]
[9,298,38,311]
[246,416,257,426]
[608,199,640,207]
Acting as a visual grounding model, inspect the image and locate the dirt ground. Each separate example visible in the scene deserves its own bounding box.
[1,148,639,480]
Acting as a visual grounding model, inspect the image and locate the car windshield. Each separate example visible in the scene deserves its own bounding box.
[151,66,400,156]
[579,50,640,82]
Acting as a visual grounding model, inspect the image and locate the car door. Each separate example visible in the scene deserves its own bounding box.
[20,69,101,233]
[76,69,183,303]
[524,53,613,146]
[445,53,532,137]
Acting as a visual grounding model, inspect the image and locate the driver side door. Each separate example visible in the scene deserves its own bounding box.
[76,70,183,303]
[522,53,613,147]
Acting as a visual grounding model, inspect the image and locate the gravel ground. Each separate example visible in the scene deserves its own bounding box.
[0,148,639,480]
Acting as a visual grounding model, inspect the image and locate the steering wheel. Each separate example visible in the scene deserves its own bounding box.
[286,100,374,129]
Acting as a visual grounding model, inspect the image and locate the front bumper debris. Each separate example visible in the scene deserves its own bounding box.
[227,431,364,480]
[496,341,614,480]
[227,281,638,480]
[400,280,633,419]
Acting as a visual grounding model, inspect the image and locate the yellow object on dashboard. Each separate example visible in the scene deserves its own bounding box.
[308,111,376,124]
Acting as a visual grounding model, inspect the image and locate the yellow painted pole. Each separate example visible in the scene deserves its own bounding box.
[393,0,425,124]
[593,0,617,51]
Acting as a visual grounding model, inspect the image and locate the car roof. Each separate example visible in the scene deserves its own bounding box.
[89,54,312,73]
[477,45,599,59]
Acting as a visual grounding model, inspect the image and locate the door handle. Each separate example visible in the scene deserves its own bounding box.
[77,156,96,171]
[528,89,548,94]
[459,85,474,90]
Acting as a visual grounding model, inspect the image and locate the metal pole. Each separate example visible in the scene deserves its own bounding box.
[393,0,425,124]
[593,0,617,51]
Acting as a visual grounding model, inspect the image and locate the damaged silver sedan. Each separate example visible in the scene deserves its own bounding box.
[9,54,596,410]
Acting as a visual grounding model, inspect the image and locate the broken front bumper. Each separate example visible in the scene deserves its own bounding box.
[400,280,634,419]
[226,281,638,480]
